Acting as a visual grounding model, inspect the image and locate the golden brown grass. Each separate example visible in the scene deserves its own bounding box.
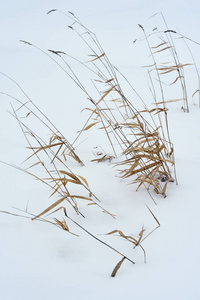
[5,9,200,276]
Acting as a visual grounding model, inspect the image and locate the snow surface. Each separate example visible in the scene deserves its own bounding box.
[1,1,200,299]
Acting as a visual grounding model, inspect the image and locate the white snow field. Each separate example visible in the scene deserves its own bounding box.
[0,1,200,299]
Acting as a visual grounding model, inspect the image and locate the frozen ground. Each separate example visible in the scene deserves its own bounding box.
[0,1,200,299]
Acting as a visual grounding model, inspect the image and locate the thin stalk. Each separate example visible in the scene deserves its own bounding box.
[139,26,171,147]
[0,73,83,165]
[159,12,189,112]
[180,36,200,107]
[63,208,135,265]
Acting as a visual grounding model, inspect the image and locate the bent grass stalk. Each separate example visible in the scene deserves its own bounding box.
[0,72,84,166]
[0,205,135,277]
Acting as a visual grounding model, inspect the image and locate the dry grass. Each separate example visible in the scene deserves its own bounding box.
[51,12,176,199]
[138,12,200,112]
[1,93,115,220]
[2,10,199,276]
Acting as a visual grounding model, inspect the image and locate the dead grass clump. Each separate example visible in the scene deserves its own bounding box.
[5,10,200,276]
[136,12,200,111]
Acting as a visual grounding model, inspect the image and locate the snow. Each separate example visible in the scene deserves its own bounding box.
[1,1,200,299]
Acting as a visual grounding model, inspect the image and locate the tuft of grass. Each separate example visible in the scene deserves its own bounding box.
[1,9,199,276]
